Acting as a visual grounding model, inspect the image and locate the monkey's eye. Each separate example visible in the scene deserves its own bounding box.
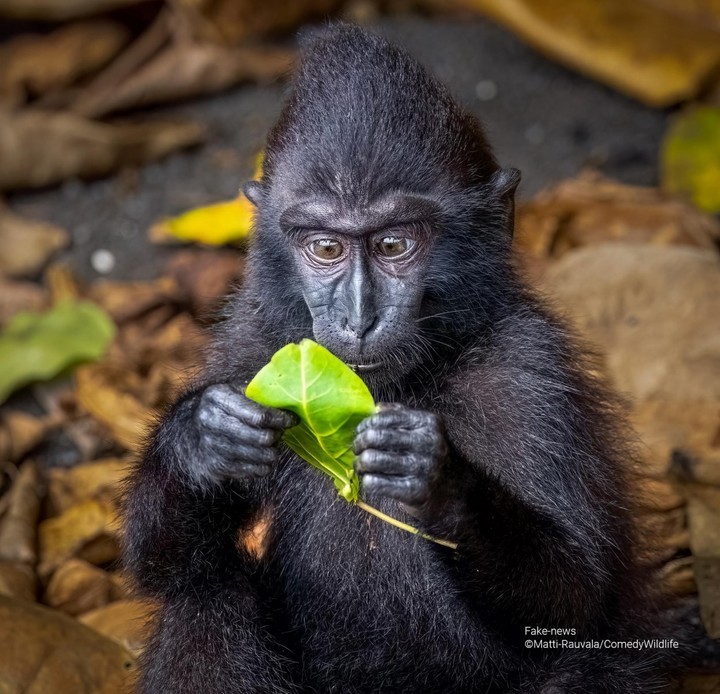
[307,238,343,262]
[376,235,413,258]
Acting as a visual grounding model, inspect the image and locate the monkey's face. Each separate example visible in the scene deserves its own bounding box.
[274,190,440,380]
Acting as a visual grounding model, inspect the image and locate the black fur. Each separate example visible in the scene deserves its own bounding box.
[124,25,675,693]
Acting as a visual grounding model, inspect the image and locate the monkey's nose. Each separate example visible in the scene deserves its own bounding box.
[342,315,377,339]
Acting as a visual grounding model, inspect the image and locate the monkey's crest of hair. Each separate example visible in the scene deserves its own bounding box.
[265,24,504,202]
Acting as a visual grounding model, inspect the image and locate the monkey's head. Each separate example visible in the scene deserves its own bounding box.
[244,25,519,385]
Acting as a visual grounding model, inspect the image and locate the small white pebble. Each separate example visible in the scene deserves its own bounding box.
[475,80,498,101]
[525,123,546,145]
[91,249,115,275]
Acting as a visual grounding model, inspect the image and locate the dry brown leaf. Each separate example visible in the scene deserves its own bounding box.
[89,276,180,324]
[681,672,720,693]
[694,557,720,638]
[515,172,720,262]
[173,0,341,45]
[631,401,720,478]
[0,460,41,564]
[0,410,53,463]
[74,42,294,118]
[79,599,155,655]
[0,561,35,601]
[0,20,129,103]
[45,558,124,616]
[542,245,720,403]
[683,485,720,559]
[658,555,697,596]
[38,499,120,577]
[635,477,685,513]
[0,108,204,192]
[0,595,136,693]
[0,0,144,20]
[47,457,132,516]
[460,0,720,106]
[641,0,720,31]
[0,278,49,327]
[74,365,155,452]
[165,248,243,316]
[0,206,69,279]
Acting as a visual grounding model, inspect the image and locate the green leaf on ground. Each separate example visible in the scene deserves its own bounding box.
[246,339,377,502]
[662,105,720,214]
[0,300,116,403]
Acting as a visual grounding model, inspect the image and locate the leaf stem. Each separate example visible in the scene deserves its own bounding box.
[356,500,458,550]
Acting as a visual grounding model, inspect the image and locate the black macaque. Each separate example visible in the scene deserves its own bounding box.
[124,25,675,693]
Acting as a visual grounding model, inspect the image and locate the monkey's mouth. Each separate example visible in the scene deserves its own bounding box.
[348,362,382,373]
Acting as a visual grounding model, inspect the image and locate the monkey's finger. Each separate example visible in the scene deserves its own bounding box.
[356,407,438,434]
[203,384,298,430]
[353,427,432,455]
[198,411,282,447]
[356,450,430,476]
[360,473,429,507]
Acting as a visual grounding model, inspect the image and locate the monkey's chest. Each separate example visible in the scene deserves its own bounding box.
[268,473,487,691]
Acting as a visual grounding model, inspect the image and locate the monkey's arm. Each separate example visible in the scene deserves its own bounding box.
[355,357,627,632]
[124,386,301,693]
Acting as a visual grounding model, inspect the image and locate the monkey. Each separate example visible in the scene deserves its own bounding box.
[123,24,675,693]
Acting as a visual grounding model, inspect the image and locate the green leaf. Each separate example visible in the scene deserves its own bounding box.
[245,339,377,501]
[661,105,720,214]
[0,300,116,404]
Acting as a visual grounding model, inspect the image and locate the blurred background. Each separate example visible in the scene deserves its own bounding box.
[0,1,719,691]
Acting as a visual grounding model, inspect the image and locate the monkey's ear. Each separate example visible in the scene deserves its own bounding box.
[242,180,265,208]
[489,168,521,200]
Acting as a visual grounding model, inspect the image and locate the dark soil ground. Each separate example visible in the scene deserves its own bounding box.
[8,14,669,282]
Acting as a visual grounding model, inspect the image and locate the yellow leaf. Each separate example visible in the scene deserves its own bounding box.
[661,105,720,214]
[460,0,720,106]
[150,195,254,246]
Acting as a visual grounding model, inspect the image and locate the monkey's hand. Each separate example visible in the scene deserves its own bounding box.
[353,405,449,508]
[191,383,298,487]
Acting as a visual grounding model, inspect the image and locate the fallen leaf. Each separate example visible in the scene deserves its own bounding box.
[79,599,155,655]
[0,561,35,601]
[165,249,244,316]
[47,458,132,516]
[0,460,42,564]
[630,401,720,478]
[681,672,720,693]
[642,0,720,32]
[0,108,204,192]
[515,171,720,261]
[662,105,720,214]
[38,499,121,577]
[0,0,145,20]
[0,410,53,462]
[172,0,341,45]
[45,263,82,303]
[460,0,720,106]
[74,365,154,451]
[635,477,685,513]
[658,555,697,596]
[149,195,255,246]
[45,558,124,616]
[73,42,294,118]
[0,20,129,103]
[0,206,69,278]
[0,595,135,693]
[694,558,720,639]
[89,276,180,324]
[0,278,49,327]
[542,245,720,403]
[0,300,116,404]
